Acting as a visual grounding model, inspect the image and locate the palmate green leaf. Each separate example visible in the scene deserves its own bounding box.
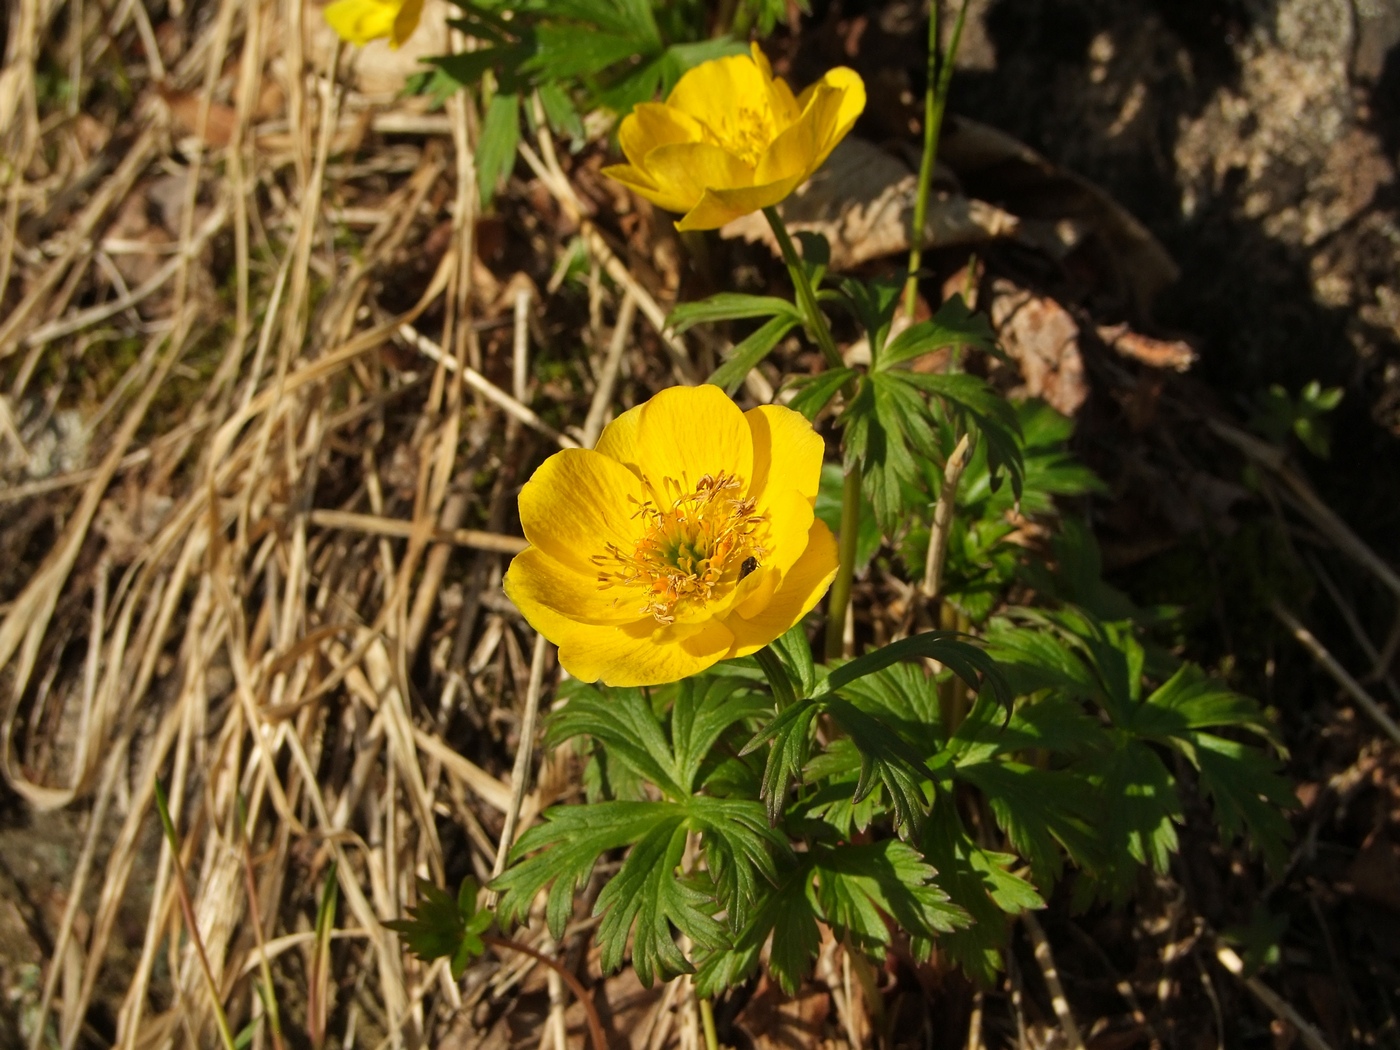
[786,368,857,422]
[898,371,1024,498]
[921,805,1043,984]
[548,684,685,797]
[597,37,747,113]
[694,859,820,997]
[834,660,944,753]
[814,839,967,958]
[843,372,941,534]
[670,674,771,795]
[823,630,1011,711]
[385,878,495,980]
[477,90,521,206]
[1191,732,1295,871]
[708,315,799,393]
[529,26,647,79]
[951,693,1105,766]
[953,761,1103,885]
[741,697,820,825]
[836,275,903,358]
[689,796,788,918]
[1075,739,1182,906]
[668,293,800,333]
[876,294,995,371]
[495,802,676,939]
[821,696,934,835]
[1132,663,1279,743]
[802,739,885,836]
[594,816,722,985]
[769,621,819,698]
[541,0,661,43]
[981,613,1102,699]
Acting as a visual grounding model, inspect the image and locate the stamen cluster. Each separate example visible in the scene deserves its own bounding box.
[596,472,766,624]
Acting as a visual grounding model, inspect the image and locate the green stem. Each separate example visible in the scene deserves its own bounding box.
[903,0,973,318]
[754,645,798,711]
[763,206,844,372]
[699,997,720,1050]
[824,461,862,661]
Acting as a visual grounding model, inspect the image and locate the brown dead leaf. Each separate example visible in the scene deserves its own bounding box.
[157,84,239,148]
[1097,323,1196,372]
[721,136,1019,271]
[735,975,832,1050]
[988,278,1088,416]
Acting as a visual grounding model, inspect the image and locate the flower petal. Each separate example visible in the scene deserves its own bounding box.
[675,175,806,231]
[734,484,813,617]
[516,448,646,576]
[390,0,424,47]
[600,163,695,215]
[724,519,839,657]
[553,616,736,687]
[503,547,639,627]
[795,66,866,169]
[592,402,644,462]
[749,43,801,126]
[617,386,755,503]
[746,404,825,506]
[640,142,755,216]
[665,51,773,139]
[619,103,705,168]
[324,0,400,44]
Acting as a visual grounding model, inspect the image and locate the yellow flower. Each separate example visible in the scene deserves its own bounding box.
[323,0,424,48]
[504,385,838,687]
[602,42,865,231]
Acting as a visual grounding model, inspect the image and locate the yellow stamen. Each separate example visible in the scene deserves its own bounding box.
[595,472,767,623]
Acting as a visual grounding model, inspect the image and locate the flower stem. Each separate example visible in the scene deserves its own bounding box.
[754,644,798,710]
[824,461,862,660]
[903,0,973,318]
[700,997,721,1050]
[762,205,844,372]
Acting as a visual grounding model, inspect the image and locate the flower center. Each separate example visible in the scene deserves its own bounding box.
[596,472,767,624]
[709,106,776,168]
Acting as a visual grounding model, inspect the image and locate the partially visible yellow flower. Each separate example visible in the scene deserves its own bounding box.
[323,0,424,48]
[504,385,838,687]
[603,42,865,231]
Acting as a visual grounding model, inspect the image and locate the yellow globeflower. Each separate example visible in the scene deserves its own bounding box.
[323,0,424,48]
[504,385,838,687]
[603,42,865,231]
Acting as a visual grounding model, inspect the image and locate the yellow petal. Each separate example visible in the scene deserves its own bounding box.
[733,484,813,619]
[619,103,705,168]
[599,163,697,215]
[640,142,755,215]
[745,404,826,506]
[517,448,646,576]
[555,617,736,687]
[624,385,755,504]
[665,51,773,138]
[755,80,842,184]
[323,0,399,45]
[724,519,839,656]
[796,66,866,167]
[749,43,802,127]
[390,0,424,47]
[593,402,644,461]
[675,175,805,231]
[503,547,638,627]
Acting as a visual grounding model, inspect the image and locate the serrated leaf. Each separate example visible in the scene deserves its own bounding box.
[876,294,996,371]
[954,761,1103,885]
[812,839,967,959]
[1189,732,1295,871]
[822,631,1011,711]
[708,315,799,393]
[1076,740,1182,904]
[843,372,940,534]
[951,693,1105,765]
[694,859,821,997]
[385,877,494,979]
[836,275,903,357]
[689,795,787,916]
[594,815,718,985]
[770,622,819,698]
[548,684,686,798]
[494,801,680,939]
[820,695,935,835]
[741,698,820,825]
[897,371,1025,498]
[785,368,856,422]
[1133,664,1279,746]
[477,90,521,206]
[671,674,770,796]
[668,293,800,333]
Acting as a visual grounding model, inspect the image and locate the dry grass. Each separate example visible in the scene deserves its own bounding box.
[0,3,648,1047]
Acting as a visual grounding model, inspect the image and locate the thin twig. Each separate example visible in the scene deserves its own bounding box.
[582,290,638,448]
[489,632,549,884]
[1023,912,1085,1050]
[922,430,974,599]
[1271,601,1400,747]
[1215,944,1336,1050]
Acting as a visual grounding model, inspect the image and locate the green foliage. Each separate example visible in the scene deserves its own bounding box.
[434,0,754,202]
[384,878,495,979]
[1250,379,1343,458]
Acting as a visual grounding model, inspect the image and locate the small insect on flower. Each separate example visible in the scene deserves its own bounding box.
[323,0,424,48]
[603,43,866,231]
[504,385,838,687]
